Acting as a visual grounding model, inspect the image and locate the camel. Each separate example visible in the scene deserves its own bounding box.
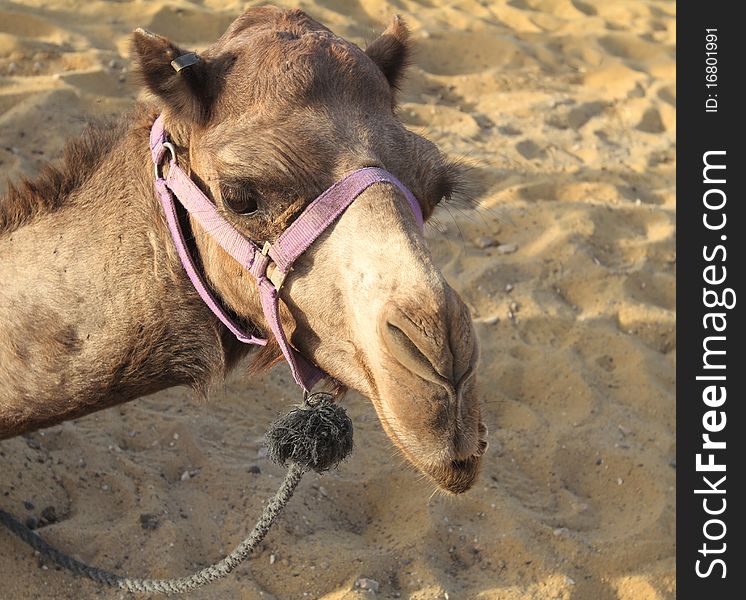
[0,6,486,494]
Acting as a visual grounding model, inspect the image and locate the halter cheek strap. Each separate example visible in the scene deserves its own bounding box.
[150,115,424,392]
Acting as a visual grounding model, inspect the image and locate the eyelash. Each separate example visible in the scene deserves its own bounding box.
[220,183,259,215]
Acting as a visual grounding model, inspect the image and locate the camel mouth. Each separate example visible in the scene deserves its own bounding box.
[417,417,487,495]
[368,386,487,494]
[379,413,486,495]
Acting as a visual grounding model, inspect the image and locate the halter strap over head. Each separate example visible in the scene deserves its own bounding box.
[150,114,424,392]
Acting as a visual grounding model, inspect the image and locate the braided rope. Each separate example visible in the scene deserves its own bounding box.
[0,463,304,594]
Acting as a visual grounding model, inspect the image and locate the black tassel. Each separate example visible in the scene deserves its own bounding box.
[265,393,353,473]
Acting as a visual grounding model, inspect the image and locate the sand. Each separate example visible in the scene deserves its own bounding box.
[0,1,675,598]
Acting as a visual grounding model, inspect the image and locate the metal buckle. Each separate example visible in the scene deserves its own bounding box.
[303,391,333,407]
[260,242,287,291]
[154,141,177,179]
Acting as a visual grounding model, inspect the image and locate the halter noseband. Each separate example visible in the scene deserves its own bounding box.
[150,115,424,392]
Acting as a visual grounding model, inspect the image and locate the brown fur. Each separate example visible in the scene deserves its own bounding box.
[0,119,129,235]
[0,6,485,493]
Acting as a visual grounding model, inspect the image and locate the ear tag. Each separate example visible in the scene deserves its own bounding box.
[170,52,200,72]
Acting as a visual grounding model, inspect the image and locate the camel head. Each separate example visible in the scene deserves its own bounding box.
[132,6,486,493]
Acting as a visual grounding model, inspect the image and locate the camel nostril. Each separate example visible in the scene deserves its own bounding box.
[385,322,428,364]
[382,317,453,385]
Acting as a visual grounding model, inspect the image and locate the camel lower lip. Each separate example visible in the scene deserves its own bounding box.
[427,453,483,494]
[382,425,484,494]
[368,394,485,494]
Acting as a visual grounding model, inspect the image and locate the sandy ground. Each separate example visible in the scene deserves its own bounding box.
[0,1,675,598]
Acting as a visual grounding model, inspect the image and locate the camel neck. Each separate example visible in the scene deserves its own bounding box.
[0,110,242,439]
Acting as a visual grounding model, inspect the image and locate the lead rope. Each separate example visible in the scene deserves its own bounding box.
[0,393,353,595]
[0,464,304,594]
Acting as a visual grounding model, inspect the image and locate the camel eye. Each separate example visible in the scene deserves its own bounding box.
[221,184,258,215]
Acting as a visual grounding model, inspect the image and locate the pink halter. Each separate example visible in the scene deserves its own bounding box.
[150,115,424,392]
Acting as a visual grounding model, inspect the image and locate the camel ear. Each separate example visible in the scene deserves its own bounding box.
[131,28,214,124]
[365,16,411,90]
